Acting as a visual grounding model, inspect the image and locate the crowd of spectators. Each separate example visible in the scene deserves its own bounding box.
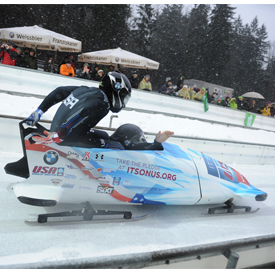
[1,41,274,117]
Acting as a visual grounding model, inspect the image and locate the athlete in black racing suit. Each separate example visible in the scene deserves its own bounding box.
[25,72,131,145]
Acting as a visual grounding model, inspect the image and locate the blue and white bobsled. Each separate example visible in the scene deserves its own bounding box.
[5,122,267,218]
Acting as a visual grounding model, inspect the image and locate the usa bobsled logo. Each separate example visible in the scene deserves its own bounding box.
[43,151,59,165]
[32,166,64,176]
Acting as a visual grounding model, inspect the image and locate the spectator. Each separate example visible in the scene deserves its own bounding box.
[68,54,75,71]
[93,69,105,81]
[216,98,223,106]
[91,65,99,80]
[223,96,230,107]
[0,41,18,66]
[58,56,69,73]
[44,56,56,73]
[60,59,75,77]
[159,80,173,94]
[237,96,248,111]
[209,92,218,104]
[271,103,275,117]
[229,98,238,109]
[176,76,185,91]
[188,86,196,100]
[194,87,206,101]
[248,99,257,113]
[109,65,114,72]
[23,48,37,70]
[15,47,24,67]
[130,72,139,89]
[178,85,190,99]
[259,102,271,116]
[138,75,152,91]
[77,63,91,80]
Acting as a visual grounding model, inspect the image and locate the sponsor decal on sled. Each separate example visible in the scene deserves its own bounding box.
[66,151,79,159]
[64,174,76,179]
[66,164,78,170]
[62,183,75,189]
[82,152,91,161]
[51,179,62,186]
[43,150,59,165]
[32,166,64,176]
[97,186,114,194]
[113,177,121,186]
[94,153,104,161]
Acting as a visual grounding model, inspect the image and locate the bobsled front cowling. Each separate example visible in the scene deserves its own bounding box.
[188,149,267,204]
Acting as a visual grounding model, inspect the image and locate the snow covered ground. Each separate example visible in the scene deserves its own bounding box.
[0,88,275,268]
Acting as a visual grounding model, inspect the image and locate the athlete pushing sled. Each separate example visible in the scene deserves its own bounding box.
[25,71,174,149]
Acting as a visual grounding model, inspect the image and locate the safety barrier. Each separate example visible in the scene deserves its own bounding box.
[1,64,275,132]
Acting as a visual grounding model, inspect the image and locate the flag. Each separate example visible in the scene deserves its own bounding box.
[244,113,256,127]
[202,93,209,112]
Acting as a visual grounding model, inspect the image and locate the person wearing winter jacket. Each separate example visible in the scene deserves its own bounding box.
[237,96,248,111]
[138,75,152,91]
[15,47,24,67]
[23,48,37,70]
[159,80,173,94]
[130,72,139,89]
[194,87,206,101]
[176,76,184,91]
[77,63,91,80]
[188,87,196,100]
[44,56,56,73]
[60,59,75,77]
[260,102,271,116]
[0,42,18,66]
[229,98,238,109]
[223,96,230,107]
[177,85,190,99]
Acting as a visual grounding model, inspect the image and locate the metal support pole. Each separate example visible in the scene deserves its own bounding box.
[109,115,118,128]
[223,249,239,269]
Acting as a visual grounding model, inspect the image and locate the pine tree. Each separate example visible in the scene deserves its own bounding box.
[205,4,236,84]
[150,4,187,88]
[185,4,210,80]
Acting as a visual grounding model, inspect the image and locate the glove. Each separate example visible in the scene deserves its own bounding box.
[32,131,62,144]
[25,108,44,126]
[69,73,73,76]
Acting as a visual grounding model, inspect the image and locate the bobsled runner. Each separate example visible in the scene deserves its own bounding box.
[5,122,267,223]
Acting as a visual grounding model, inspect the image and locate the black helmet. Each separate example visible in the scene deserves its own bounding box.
[110,124,147,147]
[100,72,131,113]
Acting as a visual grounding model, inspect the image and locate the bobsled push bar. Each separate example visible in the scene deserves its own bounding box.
[36,201,132,223]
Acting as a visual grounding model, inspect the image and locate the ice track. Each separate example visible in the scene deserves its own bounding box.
[1,126,275,268]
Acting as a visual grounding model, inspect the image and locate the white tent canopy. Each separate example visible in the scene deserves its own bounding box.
[0,25,82,52]
[78,47,159,70]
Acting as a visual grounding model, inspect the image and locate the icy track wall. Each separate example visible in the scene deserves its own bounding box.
[1,64,275,132]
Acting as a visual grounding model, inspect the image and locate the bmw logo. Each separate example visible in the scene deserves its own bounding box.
[115,83,121,90]
[9,32,14,38]
[115,57,119,62]
[43,151,59,165]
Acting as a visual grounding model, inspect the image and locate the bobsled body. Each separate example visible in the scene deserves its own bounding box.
[6,124,267,207]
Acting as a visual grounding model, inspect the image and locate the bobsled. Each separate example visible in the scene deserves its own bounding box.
[5,122,267,222]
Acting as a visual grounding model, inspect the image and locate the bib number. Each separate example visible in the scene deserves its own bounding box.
[64,94,79,109]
